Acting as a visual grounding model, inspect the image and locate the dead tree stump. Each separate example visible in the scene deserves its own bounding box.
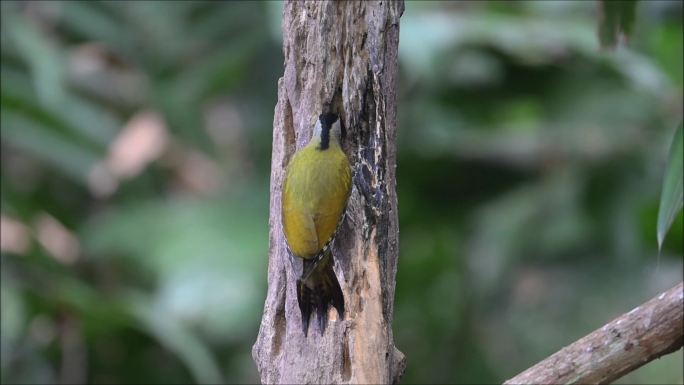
[252,1,405,384]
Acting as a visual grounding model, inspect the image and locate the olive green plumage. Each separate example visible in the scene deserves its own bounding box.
[282,113,351,336]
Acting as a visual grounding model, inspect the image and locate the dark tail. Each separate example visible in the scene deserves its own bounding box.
[296,250,345,336]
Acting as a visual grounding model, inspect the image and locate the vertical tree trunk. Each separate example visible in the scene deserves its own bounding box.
[252,1,405,384]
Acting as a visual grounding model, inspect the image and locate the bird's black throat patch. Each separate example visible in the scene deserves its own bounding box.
[317,113,338,151]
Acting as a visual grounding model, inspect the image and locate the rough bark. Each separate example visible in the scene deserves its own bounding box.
[504,282,684,385]
[252,1,405,384]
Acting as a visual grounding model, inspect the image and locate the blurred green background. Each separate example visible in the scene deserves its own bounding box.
[1,1,682,384]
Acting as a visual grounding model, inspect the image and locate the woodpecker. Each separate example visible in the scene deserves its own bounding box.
[282,112,351,336]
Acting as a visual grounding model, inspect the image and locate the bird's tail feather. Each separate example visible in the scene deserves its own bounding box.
[297,251,345,336]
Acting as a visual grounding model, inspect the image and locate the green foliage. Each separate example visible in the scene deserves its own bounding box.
[396,1,682,383]
[599,0,638,49]
[124,292,224,384]
[1,1,276,383]
[1,1,682,384]
[657,121,683,250]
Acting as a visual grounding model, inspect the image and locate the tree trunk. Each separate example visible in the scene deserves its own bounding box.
[252,1,405,384]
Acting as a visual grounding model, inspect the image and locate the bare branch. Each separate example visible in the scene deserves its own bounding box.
[504,282,684,385]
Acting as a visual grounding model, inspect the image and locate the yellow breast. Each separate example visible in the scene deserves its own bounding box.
[282,141,351,259]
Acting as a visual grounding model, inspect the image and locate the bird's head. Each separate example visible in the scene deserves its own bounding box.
[313,113,342,150]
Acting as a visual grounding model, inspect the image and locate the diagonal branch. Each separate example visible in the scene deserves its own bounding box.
[504,282,683,385]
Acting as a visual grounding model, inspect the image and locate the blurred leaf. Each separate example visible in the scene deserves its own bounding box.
[657,121,683,250]
[0,109,101,184]
[58,1,135,54]
[2,5,65,107]
[53,276,134,333]
[599,0,638,49]
[609,49,670,96]
[2,67,119,148]
[81,192,268,341]
[186,2,259,42]
[399,12,597,83]
[4,251,134,332]
[125,292,224,385]
[646,22,684,87]
[0,278,25,372]
[115,1,186,63]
